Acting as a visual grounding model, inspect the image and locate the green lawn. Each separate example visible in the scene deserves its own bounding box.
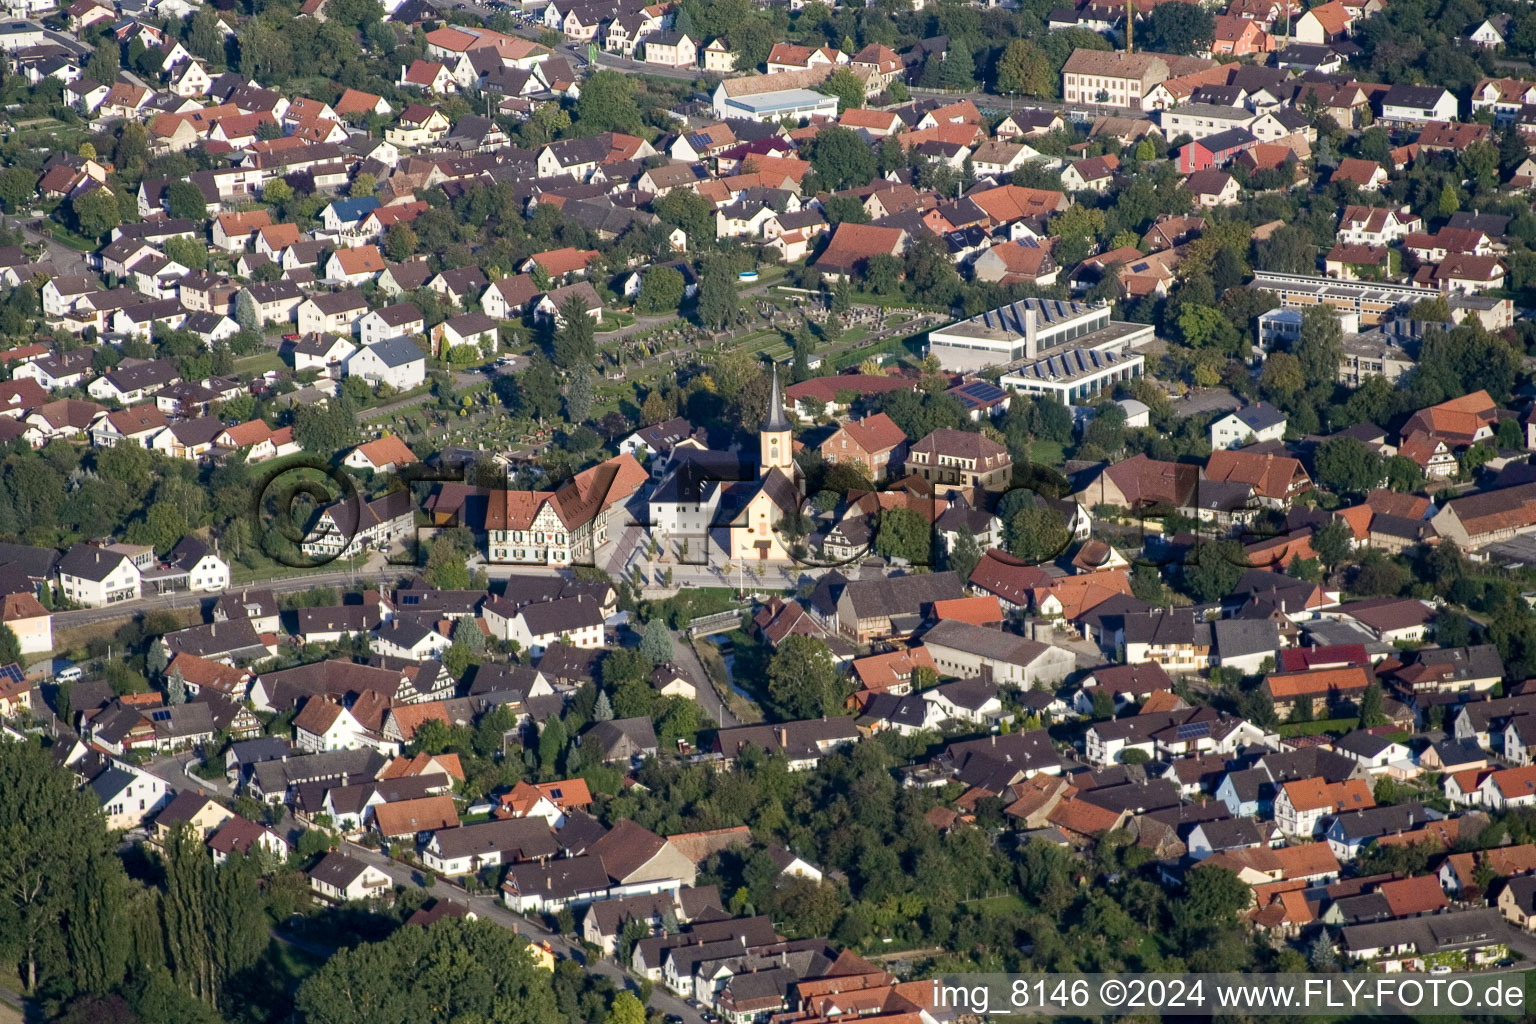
[594,311,637,333]
[235,351,285,375]
[966,894,1029,919]
[1028,440,1066,466]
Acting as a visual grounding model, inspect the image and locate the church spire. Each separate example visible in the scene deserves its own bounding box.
[763,361,791,433]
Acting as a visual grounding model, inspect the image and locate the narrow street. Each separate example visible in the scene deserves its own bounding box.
[16,217,89,274]
[335,840,707,1023]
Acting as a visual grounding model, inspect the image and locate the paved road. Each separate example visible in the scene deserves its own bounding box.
[17,217,89,274]
[47,561,404,630]
[908,86,1155,122]
[336,840,707,1023]
[670,629,738,729]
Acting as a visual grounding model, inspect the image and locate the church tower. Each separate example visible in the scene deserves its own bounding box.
[759,362,794,477]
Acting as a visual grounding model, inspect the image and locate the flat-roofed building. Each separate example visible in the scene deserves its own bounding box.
[1248,271,1441,326]
[926,298,1153,373]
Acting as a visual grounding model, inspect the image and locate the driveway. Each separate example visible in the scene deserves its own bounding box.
[1173,386,1243,420]
[18,218,88,274]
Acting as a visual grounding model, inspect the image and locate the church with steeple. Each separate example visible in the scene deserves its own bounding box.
[727,362,807,562]
[644,362,807,565]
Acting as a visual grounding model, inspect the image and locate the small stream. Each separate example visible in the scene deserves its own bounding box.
[709,636,754,701]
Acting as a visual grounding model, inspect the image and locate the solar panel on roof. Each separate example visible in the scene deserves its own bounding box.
[152,710,172,722]
[1176,721,1210,740]
[0,663,24,685]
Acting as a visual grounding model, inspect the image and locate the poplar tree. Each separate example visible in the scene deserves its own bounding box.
[0,741,129,994]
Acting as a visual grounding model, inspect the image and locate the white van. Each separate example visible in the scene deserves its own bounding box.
[56,665,83,683]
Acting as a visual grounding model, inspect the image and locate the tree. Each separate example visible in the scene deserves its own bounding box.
[607,992,646,1024]
[0,624,20,668]
[696,259,739,330]
[875,506,932,564]
[947,527,983,581]
[262,178,293,204]
[574,71,643,134]
[768,636,847,719]
[996,39,1054,97]
[553,298,596,369]
[821,68,866,113]
[1147,2,1216,54]
[1315,436,1384,495]
[1358,680,1385,727]
[350,173,376,197]
[293,399,358,454]
[166,667,186,706]
[863,253,902,295]
[1296,306,1344,389]
[537,716,567,774]
[653,189,714,241]
[71,189,121,239]
[592,689,614,722]
[295,918,559,1024]
[516,355,561,424]
[1438,182,1460,218]
[0,167,36,213]
[1312,520,1352,570]
[450,616,485,655]
[1385,455,1421,492]
[805,126,877,190]
[1178,304,1239,351]
[424,534,472,590]
[233,290,261,335]
[1259,351,1305,399]
[565,367,594,424]
[636,265,685,314]
[640,617,674,665]
[165,181,208,221]
[158,822,269,1004]
[936,45,976,90]
[1006,502,1070,564]
[1184,539,1248,602]
[384,223,418,262]
[0,740,129,994]
[1355,557,1407,597]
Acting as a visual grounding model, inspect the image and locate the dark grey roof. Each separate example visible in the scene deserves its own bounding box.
[1333,729,1398,759]
[517,594,604,637]
[162,618,266,660]
[1193,815,1268,850]
[1212,618,1281,660]
[89,765,139,804]
[1341,908,1508,956]
[1228,403,1286,431]
[555,808,609,856]
[583,717,659,759]
[1382,83,1451,107]
[228,736,290,765]
[363,335,425,368]
[309,851,372,888]
[307,290,369,314]
[843,571,965,621]
[58,544,133,582]
[860,692,927,729]
[922,619,1054,668]
[431,817,558,861]
[1327,802,1432,841]
[503,853,610,899]
[1407,644,1504,682]
[0,543,61,579]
